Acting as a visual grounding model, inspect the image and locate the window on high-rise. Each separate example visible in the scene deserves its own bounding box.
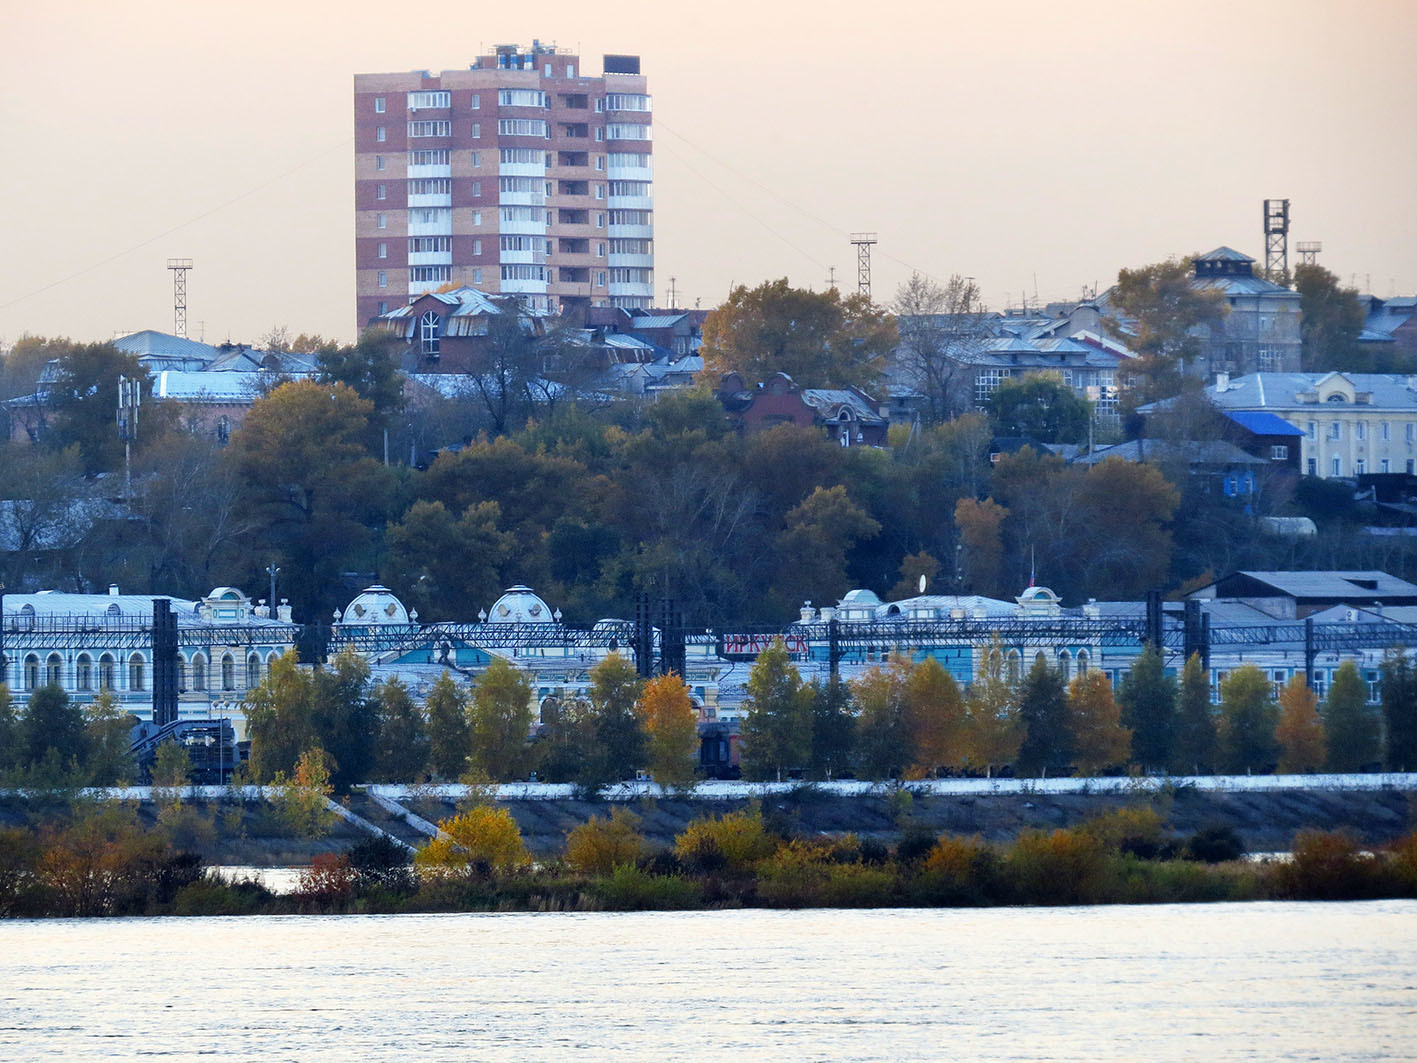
[375,155,386,170]
[499,118,549,137]
[606,93,652,112]
[377,271,387,288]
[407,90,450,109]
[376,126,386,142]
[374,96,386,113]
[499,89,547,108]
[377,242,387,259]
[376,213,387,229]
[376,183,386,200]
[408,120,451,137]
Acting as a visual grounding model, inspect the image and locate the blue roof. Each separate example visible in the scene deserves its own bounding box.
[1223,410,1304,437]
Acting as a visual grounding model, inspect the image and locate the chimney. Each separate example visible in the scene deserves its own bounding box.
[1215,371,1230,392]
[108,584,119,596]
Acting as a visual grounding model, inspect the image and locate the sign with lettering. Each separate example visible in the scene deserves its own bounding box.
[718,633,811,659]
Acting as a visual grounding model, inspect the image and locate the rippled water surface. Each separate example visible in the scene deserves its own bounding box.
[2,902,1413,1061]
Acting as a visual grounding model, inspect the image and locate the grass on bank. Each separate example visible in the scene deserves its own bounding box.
[4,798,1417,918]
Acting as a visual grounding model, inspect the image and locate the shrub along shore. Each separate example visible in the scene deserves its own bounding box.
[2,795,1416,918]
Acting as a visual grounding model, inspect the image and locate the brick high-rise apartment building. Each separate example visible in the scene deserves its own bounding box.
[354,43,653,328]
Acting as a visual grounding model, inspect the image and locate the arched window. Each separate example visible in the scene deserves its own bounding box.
[99,654,116,691]
[23,654,39,691]
[46,653,63,687]
[1058,650,1072,681]
[1006,650,1022,683]
[192,655,207,692]
[1076,650,1089,676]
[419,310,441,359]
[216,416,230,446]
[129,654,146,692]
[76,654,93,691]
[176,657,188,693]
[246,654,261,688]
[221,654,235,691]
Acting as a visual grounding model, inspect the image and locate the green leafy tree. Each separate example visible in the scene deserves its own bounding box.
[1015,656,1071,777]
[372,677,429,783]
[232,379,395,620]
[1106,257,1228,400]
[382,500,515,621]
[536,694,596,784]
[0,685,19,774]
[578,653,645,791]
[634,673,699,790]
[242,650,317,783]
[806,676,855,780]
[152,739,194,788]
[1217,664,1279,774]
[700,278,897,389]
[309,648,377,789]
[425,672,472,780]
[1323,661,1381,772]
[42,342,158,474]
[740,640,812,781]
[851,656,916,780]
[1118,644,1175,772]
[466,657,535,782]
[774,485,880,612]
[21,684,85,769]
[1172,652,1217,775]
[986,375,1092,444]
[1294,264,1368,372]
[317,329,406,432]
[82,689,135,786]
[1275,676,1326,774]
[1380,649,1417,771]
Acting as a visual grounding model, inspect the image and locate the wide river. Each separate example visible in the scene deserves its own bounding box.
[2,902,1413,1061]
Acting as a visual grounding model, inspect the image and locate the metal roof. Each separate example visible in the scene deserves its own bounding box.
[1196,246,1256,262]
[1207,372,1417,411]
[1222,410,1305,437]
[1220,570,1417,599]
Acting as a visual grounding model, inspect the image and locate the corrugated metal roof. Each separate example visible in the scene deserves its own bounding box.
[155,371,288,402]
[630,315,687,329]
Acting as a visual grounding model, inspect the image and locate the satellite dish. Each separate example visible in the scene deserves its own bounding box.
[918,574,927,594]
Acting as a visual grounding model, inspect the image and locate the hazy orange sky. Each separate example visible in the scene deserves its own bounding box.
[2,0,1414,346]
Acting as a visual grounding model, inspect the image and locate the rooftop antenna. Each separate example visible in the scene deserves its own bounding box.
[1297,241,1322,266]
[825,266,837,291]
[850,233,877,299]
[167,258,193,338]
[667,276,678,310]
[1262,199,1290,281]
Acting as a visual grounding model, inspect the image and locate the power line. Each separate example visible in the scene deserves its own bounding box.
[656,121,954,292]
[654,132,829,275]
[0,137,352,313]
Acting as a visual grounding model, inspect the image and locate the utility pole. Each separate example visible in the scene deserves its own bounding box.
[117,375,140,498]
